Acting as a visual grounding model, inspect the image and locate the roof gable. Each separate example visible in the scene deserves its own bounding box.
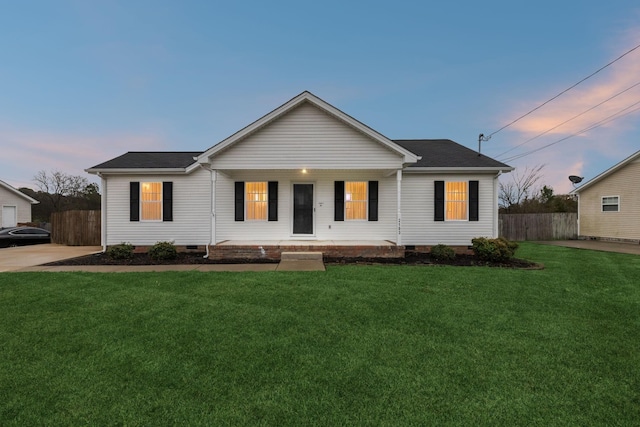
[0,179,39,204]
[193,91,420,168]
[572,149,640,194]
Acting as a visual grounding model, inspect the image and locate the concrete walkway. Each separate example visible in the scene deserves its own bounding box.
[536,240,640,255]
[0,244,325,273]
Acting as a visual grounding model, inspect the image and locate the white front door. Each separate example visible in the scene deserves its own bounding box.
[2,206,17,228]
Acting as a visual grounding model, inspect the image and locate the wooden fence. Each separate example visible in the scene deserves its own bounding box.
[499,213,577,241]
[51,210,101,246]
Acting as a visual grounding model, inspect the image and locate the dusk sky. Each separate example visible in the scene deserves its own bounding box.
[1,1,639,195]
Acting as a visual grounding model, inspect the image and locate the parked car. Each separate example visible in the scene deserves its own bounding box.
[0,227,51,248]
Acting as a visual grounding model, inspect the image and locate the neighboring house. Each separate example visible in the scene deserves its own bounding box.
[87,91,513,258]
[571,149,640,243]
[0,179,39,228]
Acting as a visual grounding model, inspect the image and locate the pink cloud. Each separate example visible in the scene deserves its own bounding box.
[0,126,167,190]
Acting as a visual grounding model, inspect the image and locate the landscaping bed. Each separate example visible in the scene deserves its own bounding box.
[45,250,541,269]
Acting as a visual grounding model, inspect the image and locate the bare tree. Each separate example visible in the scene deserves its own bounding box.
[499,164,545,212]
[33,170,89,213]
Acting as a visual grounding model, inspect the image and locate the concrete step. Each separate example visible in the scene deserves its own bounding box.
[280,251,323,261]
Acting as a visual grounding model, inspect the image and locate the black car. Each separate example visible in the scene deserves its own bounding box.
[0,227,51,248]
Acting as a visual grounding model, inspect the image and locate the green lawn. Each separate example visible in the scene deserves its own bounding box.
[1,243,639,426]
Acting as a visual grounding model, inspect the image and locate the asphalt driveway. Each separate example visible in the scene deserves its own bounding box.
[0,244,102,272]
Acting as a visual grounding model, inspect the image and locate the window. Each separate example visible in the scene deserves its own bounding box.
[141,182,162,220]
[446,181,468,220]
[246,182,268,220]
[434,180,478,222]
[345,181,367,220]
[602,196,619,212]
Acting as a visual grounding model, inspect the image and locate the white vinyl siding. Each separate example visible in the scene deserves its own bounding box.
[578,160,640,240]
[104,168,211,246]
[210,102,403,170]
[401,174,497,246]
[215,170,396,242]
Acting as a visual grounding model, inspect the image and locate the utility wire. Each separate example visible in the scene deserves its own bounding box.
[487,42,640,138]
[495,80,640,159]
[501,99,640,163]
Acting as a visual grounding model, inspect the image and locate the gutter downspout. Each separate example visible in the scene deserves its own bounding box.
[493,170,503,238]
[97,172,107,253]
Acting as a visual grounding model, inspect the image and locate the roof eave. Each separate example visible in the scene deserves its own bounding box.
[85,168,189,175]
[0,180,39,204]
[403,166,515,173]
[571,150,640,194]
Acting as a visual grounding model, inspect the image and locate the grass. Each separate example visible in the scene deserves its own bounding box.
[0,242,639,425]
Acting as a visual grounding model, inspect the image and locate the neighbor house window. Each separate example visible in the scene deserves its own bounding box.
[246,182,268,220]
[446,181,468,220]
[602,196,619,212]
[345,181,367,220]
[141,182,162,221]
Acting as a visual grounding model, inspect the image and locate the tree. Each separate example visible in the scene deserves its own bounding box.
[33,170,89,213]
[499,164,545,213]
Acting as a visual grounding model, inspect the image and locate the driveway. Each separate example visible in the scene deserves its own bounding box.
[0,244,102,272]
[537,240,640,255]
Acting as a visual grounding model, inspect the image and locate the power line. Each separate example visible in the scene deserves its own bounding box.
[495,80,640,159]
[501,99,640,163]
[487,42,640,138]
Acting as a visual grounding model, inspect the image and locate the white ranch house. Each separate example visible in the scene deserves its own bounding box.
[87,91,513,259]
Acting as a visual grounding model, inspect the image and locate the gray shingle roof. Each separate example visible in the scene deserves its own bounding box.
[88,152,202,170]
[393,139,511,169]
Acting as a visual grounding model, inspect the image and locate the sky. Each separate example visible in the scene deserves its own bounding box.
[1,0,639,195]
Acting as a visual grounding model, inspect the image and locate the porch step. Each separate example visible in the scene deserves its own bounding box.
[277,252,325,271]
[280,252,323,261]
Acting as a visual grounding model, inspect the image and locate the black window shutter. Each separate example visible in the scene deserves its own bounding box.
[163,181,173,222]
[334,181,344,221]
[368,181,378,221]
[469,180,479,221]
[434,181,445,221]
[268,181,278,221]
[130,182,140,222]
[235,182,244,221]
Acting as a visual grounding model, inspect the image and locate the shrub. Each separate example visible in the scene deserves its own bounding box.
[107,243,134,260]
[430,244,456,261]
[148,241,178,261]
[471,237,519,262]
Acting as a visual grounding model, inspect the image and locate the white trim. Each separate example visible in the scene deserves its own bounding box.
[0,180,39,204]
[87,168,187,175]
[195,91,420,166]
[572,150,640,194]
[404,167,514,173]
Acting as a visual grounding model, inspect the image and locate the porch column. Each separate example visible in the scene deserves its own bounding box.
[210,170,217,245]
[396,169,402,246]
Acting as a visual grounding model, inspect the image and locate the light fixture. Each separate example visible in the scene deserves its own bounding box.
[302,168,307,174]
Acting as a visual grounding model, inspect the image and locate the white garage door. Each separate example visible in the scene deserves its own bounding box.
[2,206,17,228]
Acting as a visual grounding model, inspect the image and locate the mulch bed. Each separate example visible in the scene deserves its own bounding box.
[45,251,542,269]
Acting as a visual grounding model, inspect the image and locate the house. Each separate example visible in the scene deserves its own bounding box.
[571,149,640,243]
[0,179,39,228]
[86,91,512,259]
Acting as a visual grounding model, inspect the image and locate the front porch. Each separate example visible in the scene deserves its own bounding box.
[208,240,405,260]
